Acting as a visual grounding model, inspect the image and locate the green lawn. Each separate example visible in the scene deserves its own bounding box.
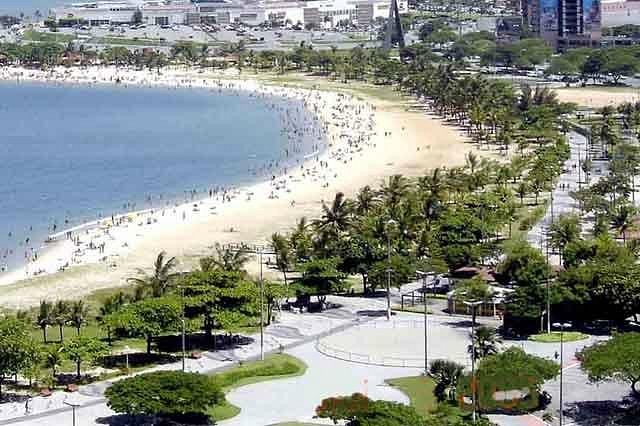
[206,354,307,421]
[92,36,166,46]
[22,30,75,43]
[386,375,437,418]
[528,331,589,343]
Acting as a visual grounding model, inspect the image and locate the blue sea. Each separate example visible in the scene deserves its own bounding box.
[0,81,311,271]
[0,0,60,16]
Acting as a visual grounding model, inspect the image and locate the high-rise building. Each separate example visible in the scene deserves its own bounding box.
[523,0,601,49]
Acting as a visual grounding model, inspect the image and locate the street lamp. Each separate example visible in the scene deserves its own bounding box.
[463,300,483,424]
[385,219,397,321]
[258,247,265,361]
[416,270,430,376]
[553,322,572,426]
[179,285,186,372]
[63,397,81,426]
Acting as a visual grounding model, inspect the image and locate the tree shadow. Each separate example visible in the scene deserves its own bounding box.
[100,353,178,370]
[356,310,395,317]
[155,332,255,353]
[564,398,640,425]
[97,413,213,425]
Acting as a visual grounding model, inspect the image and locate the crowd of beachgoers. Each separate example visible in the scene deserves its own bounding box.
[0,66,377,285]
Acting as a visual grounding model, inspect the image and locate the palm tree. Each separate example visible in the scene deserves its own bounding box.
[45,346,63,383]
[98,292,127,346]
[355,185,377,215]
[611,204,637,245]
[314,192,352,235]
[68,300,89,336]
[53,300,70,343]
[468,326,502,359]
[380,175,409,215]
[207,243,251,273]
[127,251,179,297]
[429,359,464,402]
[37,300,53,343]
[548,214,582,264]
[271,233,293,286]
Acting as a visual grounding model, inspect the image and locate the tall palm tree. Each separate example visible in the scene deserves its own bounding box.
[207,243,251,273]
[37,300,53,344]
[380,175,409,215]
[468,326,502,359]
[53,300,69,343]
[68,300,89,336]
[271,233,293,286]
[127,251,179,297]
[355,185,377,215]
[314,192,352,235]
[612,204,637,245]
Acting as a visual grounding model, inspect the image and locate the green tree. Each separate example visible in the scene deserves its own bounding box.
[468,326,502,359]
[580,332,640,397]
[68,300,90,336]
[127,251,179,297]
[429,359,464,402]
[53,300,70,343]
[548,214,582,264]
[109,297,182,354]
[0,317,39,398]
[37,300,53,343]
[105,371,224,421]
[458,347,559,413]
[62,336,108,378]
[295,257,347,309]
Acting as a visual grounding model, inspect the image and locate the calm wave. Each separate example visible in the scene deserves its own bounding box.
[0,81,313,271]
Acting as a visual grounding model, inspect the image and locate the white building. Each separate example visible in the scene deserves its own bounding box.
[52,0,407,27]
[52,0,196,26]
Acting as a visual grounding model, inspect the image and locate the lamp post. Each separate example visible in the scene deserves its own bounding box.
[258,247,265,361]
[463,300,483,424]
[416,270,430,376]
[385,219,397,321]
[179,285,186,372]
[63,398,80,426]
[553,322,572,426]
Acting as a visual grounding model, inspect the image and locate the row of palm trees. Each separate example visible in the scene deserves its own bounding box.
[36,299,89,343]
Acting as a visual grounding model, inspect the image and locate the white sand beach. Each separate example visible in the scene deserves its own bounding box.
[0,66,475,308]
[555,87,640,108]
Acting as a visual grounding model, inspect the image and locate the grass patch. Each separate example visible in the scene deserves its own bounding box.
[386,375,437,418]
[23,30,75,43]
[92,36,166,46]
[392,305,433,315]
[207,400,241,421]
[206,354,307,421]
[528,331,589,343]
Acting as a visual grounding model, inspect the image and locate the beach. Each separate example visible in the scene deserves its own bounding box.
[554,86,640,108]
[0,66,474,308]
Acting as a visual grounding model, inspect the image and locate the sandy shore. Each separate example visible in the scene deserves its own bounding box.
[555,87,640,108]
[0,66,474,308]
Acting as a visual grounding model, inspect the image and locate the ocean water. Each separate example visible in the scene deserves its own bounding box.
[0,81,313,271]
[0,0,59,16]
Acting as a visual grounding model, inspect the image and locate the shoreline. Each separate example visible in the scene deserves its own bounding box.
[0,65,476,308]
[0,65,371,288]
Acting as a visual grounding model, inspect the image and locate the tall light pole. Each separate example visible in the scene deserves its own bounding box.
[463,300,483,424]
[416,270,430,376]
[180,285,186,372]
[258,247,265,361]
[385,219,397,321]
[553,322,572,426]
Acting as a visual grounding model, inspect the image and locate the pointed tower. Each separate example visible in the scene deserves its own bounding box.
[383,0,405,49]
